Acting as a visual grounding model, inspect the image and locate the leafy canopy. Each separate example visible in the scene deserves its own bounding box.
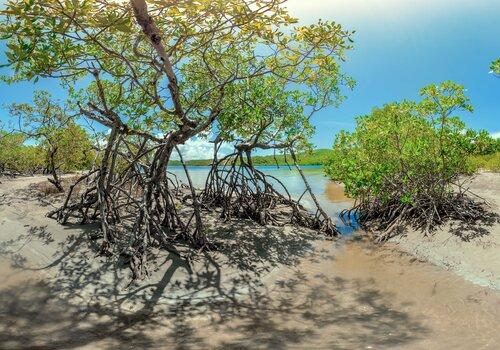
[1,0,354,147]
[325,81,475,202]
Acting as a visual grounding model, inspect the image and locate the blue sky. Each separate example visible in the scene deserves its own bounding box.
[1,0,499,156]
[288,0,500,147]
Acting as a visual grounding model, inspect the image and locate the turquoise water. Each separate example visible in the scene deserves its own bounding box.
[168,165,357,234]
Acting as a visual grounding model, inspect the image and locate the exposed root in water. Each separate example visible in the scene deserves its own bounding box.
[341,181,495,242]
[202,147,339,236]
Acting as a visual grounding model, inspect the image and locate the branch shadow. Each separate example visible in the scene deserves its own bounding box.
[0,220,429,349]
[448,210,500,242]
[0,184,62,208]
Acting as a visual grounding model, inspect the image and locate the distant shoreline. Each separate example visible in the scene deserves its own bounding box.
[167,164,325,168]
[168,148,331,167]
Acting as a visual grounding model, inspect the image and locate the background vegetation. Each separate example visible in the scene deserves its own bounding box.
[169,149,332,166]
[491,58,500,76]
[0,127,94,173]
[169,145,500,171]
[0,131,43,174]
[469,152,500,172]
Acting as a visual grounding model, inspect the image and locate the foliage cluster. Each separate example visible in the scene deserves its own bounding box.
[0,131,43,174]
[0,93,94,182]
[468,152,500,172]
[463,129,500,156]
[0,127,94,175]
[325,81,486,238]
[8,91,94,174]
[326,81,473,198]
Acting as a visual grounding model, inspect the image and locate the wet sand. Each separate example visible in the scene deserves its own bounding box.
[0,175,499,349]
[324,182,352,203]
[389,172,500,289]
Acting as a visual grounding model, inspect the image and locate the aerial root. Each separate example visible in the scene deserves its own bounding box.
[202,151,340,236]
[46,141,340,280]
[341,191,491,242]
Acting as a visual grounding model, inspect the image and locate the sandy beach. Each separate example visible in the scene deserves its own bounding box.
[0,174,499,349]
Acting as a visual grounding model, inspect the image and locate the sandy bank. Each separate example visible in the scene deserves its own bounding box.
[1,175,499,349]
[388,172,500,289]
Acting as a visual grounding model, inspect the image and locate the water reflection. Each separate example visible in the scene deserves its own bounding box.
[168,165,358,234]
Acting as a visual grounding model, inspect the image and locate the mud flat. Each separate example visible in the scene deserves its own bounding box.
[388,172,500,290]
[0,175,499,349]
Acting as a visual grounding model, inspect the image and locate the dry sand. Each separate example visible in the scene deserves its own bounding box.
[0,174,499,349]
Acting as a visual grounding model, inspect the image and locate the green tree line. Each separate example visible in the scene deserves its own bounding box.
[169,149,333,166]
[0,92,95,189]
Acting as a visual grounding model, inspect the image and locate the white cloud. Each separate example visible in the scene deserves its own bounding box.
[172,137,234,161]
[491,132,500,139]
[95,132,233,160]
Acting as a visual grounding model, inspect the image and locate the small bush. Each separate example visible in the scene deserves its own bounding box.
[325,81,487,240]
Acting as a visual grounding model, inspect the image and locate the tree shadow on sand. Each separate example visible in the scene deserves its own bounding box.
[448,209,500,242]
[0,183,63,208]
[0,220,429,349]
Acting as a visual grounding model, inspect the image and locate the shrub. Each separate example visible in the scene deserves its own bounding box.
[0,132,44,174]
[325,81,487,240]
